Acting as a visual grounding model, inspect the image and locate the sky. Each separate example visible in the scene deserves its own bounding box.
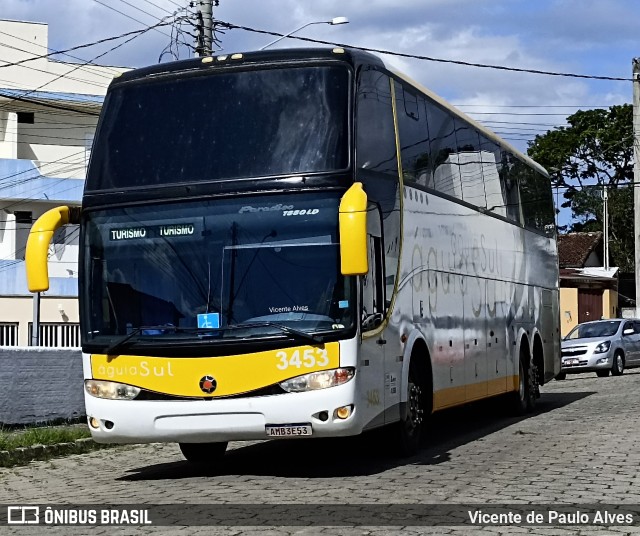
[1,0,637,155]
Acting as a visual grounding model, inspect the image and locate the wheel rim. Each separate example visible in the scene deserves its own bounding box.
[518,361,525,400]
[617,355,624,372]
[406,381,424,434]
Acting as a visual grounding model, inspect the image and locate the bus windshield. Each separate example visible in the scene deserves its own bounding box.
[86,65,350,191]
[81,193,354,350]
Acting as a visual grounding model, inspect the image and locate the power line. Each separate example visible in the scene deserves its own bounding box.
[455,104,623,109]
[0,31,120,82]
[91,0,175,41]
[220,20,633,82]
[0,19,172,71]
[0,26,155,114]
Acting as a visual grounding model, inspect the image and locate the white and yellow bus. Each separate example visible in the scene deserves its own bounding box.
[26,48,560,464]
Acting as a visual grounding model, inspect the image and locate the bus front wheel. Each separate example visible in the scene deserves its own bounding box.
[179,441,228,465]
[396,359,429,456]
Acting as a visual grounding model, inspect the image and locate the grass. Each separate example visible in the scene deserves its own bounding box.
[0,424,91,451]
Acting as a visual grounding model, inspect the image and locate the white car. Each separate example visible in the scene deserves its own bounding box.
[559,319,640,379]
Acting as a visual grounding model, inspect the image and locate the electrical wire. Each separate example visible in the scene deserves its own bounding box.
[219,20,634,82]
[0,20,173,71]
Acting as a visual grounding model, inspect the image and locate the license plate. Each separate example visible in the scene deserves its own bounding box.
[565,358,579,366]
[265,424,312,437]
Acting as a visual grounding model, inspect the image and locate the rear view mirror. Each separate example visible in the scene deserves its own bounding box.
[339,182,368,276]
[623,328,634,336]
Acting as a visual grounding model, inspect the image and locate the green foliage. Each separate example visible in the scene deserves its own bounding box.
[0,425,91,451]
[527,104,634,271]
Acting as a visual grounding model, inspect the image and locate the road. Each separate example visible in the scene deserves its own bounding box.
[2,370,640,535]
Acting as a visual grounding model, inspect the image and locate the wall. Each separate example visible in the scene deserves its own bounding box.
[603,289,619,319]
[0,348,84,424]
[560,287,579,337]
[0,296,79,346]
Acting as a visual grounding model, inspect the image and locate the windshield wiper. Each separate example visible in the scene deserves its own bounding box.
[104,325,182,355]
[103,321,323,353]
[233,321,323,345]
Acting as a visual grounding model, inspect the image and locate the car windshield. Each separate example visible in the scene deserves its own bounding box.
[565,320,621,340]
[81,192,354,351]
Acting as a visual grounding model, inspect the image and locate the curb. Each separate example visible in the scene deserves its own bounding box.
[0,437,114,467]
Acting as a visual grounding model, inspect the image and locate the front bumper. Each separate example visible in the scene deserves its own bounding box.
[560,352,612,374]
[85,380,362,444]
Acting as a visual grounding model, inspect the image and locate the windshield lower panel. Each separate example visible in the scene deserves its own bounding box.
[81,193,355,352]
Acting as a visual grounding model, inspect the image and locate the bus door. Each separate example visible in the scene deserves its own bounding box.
[359,204,387,429]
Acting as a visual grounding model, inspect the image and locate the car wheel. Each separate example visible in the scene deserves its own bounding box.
[179,441,227,465]
[611,351,624,376]
[555,372,567,381]
[596,370,610,378]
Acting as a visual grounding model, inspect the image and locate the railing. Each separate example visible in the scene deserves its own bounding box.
[0,323,19,346]
[28,322,80,347]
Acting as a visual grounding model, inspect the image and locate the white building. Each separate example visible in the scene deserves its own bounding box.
[0,19,127,347]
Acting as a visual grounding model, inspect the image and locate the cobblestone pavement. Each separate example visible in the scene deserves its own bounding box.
[3,370,640,535]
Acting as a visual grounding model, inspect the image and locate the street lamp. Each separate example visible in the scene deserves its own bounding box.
[259,17,349,50]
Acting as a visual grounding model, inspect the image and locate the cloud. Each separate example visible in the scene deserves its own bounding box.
[0,0,633,152]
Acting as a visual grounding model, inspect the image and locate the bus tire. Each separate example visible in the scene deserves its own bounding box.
[395,357,429,457]
[510,347,536,415]
[179,441,227,465]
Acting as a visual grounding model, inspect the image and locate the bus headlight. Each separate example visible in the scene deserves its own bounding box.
[279,368,355,393]
[85,379,140,400]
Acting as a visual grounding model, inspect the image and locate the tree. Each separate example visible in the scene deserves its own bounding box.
[527,104,634,271]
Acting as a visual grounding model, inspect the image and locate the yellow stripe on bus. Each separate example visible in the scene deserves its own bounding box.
[433,376,519,410]
[91,342,340,398]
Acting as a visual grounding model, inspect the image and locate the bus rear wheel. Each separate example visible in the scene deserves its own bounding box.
[179,441,227,465]
[510,351,537,415]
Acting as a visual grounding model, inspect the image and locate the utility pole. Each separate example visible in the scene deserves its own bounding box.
[603,184,609,270]
[634,58,640,315]
[194,0,214,57]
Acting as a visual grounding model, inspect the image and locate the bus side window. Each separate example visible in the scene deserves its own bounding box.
[395,82,430,187]
[453,118,486,209]
[500,151,524,225]
[356,67,397,179]
[425,101,463,199]
[480,137,506,218]
[362,204,385,332]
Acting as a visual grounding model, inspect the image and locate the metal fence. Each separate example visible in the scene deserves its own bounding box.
[28,322,81,347]
[0,323,19,346]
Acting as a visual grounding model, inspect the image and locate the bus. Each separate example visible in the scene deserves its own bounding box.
[25,47,560,464]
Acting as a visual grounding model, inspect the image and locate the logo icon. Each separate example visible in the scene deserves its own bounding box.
[199,375,217,394]
[7,506,39,524]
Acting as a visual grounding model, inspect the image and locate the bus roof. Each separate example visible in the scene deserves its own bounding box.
[111,47,548,178]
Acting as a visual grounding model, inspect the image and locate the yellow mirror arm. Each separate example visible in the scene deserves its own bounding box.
[25,206,73,292]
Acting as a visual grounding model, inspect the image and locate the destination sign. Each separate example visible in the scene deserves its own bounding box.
[109,223,197,241]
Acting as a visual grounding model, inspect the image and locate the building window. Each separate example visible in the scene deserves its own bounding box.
[17,112,35,124]
[14,211,32,224]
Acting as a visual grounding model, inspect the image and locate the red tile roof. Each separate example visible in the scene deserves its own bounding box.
[557,232,602,268]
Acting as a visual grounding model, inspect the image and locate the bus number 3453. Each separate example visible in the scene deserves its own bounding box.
[276,348,329,370]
